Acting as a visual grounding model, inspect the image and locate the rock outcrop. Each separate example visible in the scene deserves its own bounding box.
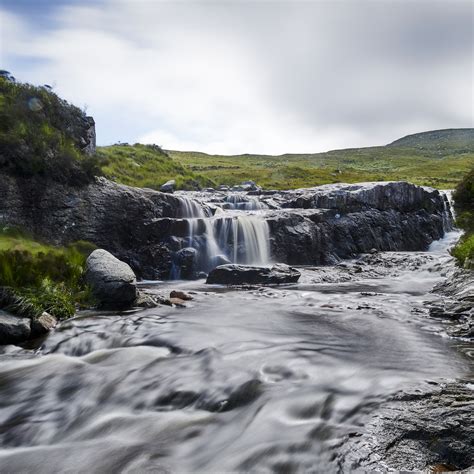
[430,267,473,339]
[0,175,452,280]
[0,175,188,279]
[206,264,301,285]
[85,249,138,309]
[0,310,31,345]
[338,380,474,472]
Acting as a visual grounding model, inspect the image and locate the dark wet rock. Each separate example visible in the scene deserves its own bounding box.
[174,247,198,279]
[0,176,452,279]
[170,290,193,301]
[337,381,474,472]
[430,268,473,339]
[282,181,450,214]
[206,263,301,285]
[160,179,176,193]
[0,175,189,279]
[85,249,138,309]
[30,312,57,337]
[0,310,31,345]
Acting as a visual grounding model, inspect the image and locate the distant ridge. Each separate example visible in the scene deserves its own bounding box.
[388,128,474,150]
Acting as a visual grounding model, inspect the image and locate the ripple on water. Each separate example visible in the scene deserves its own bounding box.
[0,235,470,472]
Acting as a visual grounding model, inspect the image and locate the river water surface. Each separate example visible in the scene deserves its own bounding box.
[0,232,470,473]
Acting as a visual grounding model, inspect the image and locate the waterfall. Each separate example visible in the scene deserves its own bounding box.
[174,196,271,276]
[223,194,267,211]
[214,215,271,265]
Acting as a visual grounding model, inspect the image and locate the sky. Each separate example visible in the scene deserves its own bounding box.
[1,0,473,154]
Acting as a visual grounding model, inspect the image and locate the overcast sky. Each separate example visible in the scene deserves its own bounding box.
[1,0,473,154]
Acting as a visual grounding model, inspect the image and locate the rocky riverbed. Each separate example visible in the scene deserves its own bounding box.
[0,231,471,472]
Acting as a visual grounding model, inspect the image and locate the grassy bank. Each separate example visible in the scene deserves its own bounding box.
[98,144,216,190]
[0,227,95,320]
[452,168,474,268]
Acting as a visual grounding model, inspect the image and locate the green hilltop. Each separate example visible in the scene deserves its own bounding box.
[161,128,474,190]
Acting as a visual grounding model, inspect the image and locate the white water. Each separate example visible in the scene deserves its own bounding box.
[224,194,267,211]
[175,196,271,274]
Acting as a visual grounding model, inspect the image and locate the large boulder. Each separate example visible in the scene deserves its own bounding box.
[85,249,138,309]
[206,263,301,285]
[0,310,31,345]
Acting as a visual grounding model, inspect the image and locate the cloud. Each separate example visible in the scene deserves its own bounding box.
[1,0,472,154]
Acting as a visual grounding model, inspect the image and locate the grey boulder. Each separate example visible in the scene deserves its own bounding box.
[0,310,31,345]
[206,263,301,285]
[160,179,176,193]
[85,249,138,309]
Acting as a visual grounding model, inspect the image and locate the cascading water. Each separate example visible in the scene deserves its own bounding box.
[223,194,267,211]
[174,195,271,277]
[214,214,271,265]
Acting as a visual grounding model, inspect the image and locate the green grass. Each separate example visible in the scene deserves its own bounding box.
[451,234,474,267]
[0,226,96,320]
[167,144,473,190]
[97,144,216,190]
[452,167,474,267]
[0,76,102,185]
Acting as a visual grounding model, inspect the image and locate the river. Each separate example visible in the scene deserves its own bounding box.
[0,231,470,473]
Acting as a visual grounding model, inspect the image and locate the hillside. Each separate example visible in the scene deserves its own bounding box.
[389,128,474,151]
[97,144,215,190]
[167,130,473,189]
[0,75,99,185]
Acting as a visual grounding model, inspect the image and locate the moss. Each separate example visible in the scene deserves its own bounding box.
[451,234,474,267]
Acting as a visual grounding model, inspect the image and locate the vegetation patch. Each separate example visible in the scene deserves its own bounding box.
[97,144,216,190]
[452,167,474,267]
[0,226,96,320]
[0,76,102,185]
[167,143,474,190]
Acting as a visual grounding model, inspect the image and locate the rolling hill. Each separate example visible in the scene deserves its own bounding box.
[98,128,474,190]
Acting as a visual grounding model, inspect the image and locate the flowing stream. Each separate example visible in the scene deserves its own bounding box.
[0,231,470,472]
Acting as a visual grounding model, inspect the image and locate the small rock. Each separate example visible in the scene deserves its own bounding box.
[160,179,176,193]
[170,290,193,301]
[169,297,187,307]
[369,248,378,254]
[135,292,160,308]
[31,312,57,337]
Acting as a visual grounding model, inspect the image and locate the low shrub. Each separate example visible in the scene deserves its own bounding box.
[451,234,474,267]
[452,167,474,267]
[0,76,103,186]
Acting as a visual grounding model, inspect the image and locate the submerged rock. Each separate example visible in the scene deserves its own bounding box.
[206,263,301,285]
[0,310,31,345]
[85,249,138,309]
